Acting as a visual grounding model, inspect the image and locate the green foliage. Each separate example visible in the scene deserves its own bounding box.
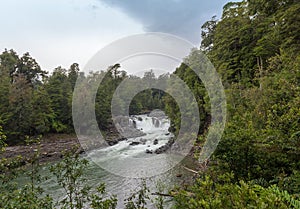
[50,147,117,209]
[0,48,168,144]
[125,180,150,209]
[0,185,53,209]
[15,52,48,85]
[7,74,34,141]
[0,136,54,209]
[201,16,217,52]
[0,49,85,143]
[1,141,118,209]
[89,183,118,209]
[214,51,300,182]
[164,1,300,207]
[173,173,300,209]
[0,125,6,151]
[201,0,300,86]
[45,66,73,133]
[50,148,91,209]
[30,86,54,134]
[152,180,169,209]
[163,57,209,135]
[68,63,80,91]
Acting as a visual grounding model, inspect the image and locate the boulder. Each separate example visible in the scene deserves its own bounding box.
[140,138,147,145]
[107,139,119,146]
[154,146,166,154]
[153,139,159,145]
[106,137,127,146]
[129,141,140,146]
[145,149,153,154]
[154,138,175,154]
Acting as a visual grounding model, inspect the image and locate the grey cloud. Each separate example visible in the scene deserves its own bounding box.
[99,0,228,45]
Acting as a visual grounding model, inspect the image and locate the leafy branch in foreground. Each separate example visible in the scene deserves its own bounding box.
[125,179,150,209]
[0,135,53,209]
[50,146,117,209]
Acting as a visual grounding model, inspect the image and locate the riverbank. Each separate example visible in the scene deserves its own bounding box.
[0,134,81,164]
[0,132,111,162]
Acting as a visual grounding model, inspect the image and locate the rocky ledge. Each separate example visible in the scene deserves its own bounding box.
[145,137,175,154]
[113,115,146,139]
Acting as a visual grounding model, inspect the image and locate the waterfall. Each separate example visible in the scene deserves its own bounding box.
[89,114,173,162]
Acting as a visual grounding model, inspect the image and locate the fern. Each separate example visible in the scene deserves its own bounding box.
[270,185,300,209]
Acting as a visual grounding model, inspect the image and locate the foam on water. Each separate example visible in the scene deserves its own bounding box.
[88,114,173,162]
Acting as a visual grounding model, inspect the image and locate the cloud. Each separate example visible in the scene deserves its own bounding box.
[0,0,144,71]
[99,0,228,45]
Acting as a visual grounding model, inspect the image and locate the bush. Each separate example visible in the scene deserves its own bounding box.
[173,173,300,209]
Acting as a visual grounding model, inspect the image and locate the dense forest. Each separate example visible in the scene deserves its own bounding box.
[0,0,300,208]
[0,54,165,144]
[171,0,300,208]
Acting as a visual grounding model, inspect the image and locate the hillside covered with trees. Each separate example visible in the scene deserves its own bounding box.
[170,0,300,208]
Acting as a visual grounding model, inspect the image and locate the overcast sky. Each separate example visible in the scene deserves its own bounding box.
[0,0,229,72]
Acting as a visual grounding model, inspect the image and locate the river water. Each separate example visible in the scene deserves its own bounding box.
[29,114,194,208]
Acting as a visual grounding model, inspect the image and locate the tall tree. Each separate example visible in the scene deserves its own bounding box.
[7,75,33,143]
[209,1,257,85]
[14,52,47,85]
[68,63,80,91]
[201,16,217,52]
[45,67,72,133]
[0,49,19,81]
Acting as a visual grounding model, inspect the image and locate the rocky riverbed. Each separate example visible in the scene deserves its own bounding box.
[0,130,127,164]
[0,134,81,164]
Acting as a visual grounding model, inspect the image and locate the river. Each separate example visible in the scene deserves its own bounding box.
[22,114,195,208]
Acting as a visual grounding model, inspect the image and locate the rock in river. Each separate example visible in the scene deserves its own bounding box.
[145,149,153,154]
[129,141,140,146]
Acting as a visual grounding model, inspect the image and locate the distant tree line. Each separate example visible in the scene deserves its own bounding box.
[0,51,167,145]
